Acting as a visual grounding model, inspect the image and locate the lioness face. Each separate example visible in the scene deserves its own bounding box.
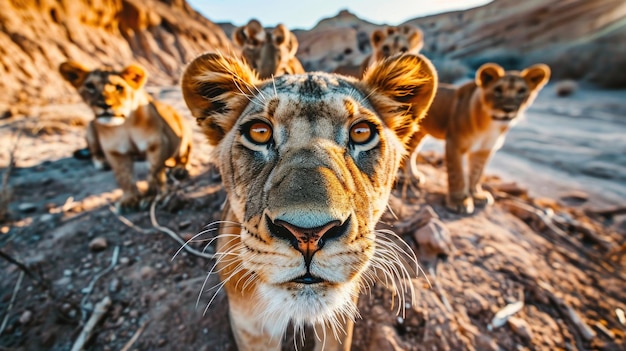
[59,62,148,126]
[182,53,436,334]
[476,63,551,121]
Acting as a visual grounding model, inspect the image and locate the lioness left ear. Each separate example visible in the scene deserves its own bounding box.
[121,64,148,89]
[361,54,437,142]
[522,64,551,90]
[181,53,259,145]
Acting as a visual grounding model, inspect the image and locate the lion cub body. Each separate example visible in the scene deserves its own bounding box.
[60,62,192,211]
[405,63,550,214]
[182,53,437,350]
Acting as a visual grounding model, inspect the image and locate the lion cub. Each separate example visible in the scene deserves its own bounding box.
[233,19,305,79]
[359,24,423,77]
[404,62,550,214]
[59,61,192,212]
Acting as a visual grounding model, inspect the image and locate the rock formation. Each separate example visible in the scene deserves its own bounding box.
[0,0,232,110]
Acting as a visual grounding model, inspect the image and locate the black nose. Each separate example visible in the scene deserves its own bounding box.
[266,215,351,266]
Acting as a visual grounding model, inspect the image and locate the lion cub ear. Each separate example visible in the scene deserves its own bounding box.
[361,54,437,142]
[121,64,148,89]
[521,64,551,91]
[182,53,259,145]
[370,29,386,48]
[272,24,298,56]
[59,61,90,88]
[476,63,505,87]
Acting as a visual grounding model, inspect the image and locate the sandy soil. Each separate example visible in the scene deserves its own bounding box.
[0,86,624,350]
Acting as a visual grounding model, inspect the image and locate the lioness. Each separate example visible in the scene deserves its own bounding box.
[59,61,193,212]
[359,24,424,77]
[403,62,550,214]
[182,53,437,350]
[233,19,305,79]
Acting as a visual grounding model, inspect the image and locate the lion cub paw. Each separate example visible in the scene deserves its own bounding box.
[446,195,475,215]
[472,190,494,207]
[116,194,141,214]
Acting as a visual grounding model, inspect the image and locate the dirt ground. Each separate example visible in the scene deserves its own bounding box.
[0,86,624,350]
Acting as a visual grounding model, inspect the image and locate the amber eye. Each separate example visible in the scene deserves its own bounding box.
[244,121,273,145]
[115,84,125,92]
[350,122,375,145]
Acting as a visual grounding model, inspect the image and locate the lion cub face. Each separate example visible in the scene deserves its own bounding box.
[476,63,551,122]
[59,62,148,126]
[182,53,436,334]
[370,25,424,62]
[233,20,300,79]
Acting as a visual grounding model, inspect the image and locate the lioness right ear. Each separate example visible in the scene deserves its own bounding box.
[370,29,386,47]
[476,63,505,87]
[361,54,438,143]
[233,26,247,46]
[59,61,90,88]
[181,53,259,145]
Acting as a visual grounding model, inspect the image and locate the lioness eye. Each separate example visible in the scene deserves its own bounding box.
[517,87,527,95]
[85,82,96,91]
[245,121,273,145]
[116,84,125,92]
[350,122,374,145]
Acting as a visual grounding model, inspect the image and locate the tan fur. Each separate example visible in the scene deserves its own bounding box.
[233,20,304,79]
[404,62,550,214]
[359,25,424,77]
[182,53,437,350]
[59,61,192,212]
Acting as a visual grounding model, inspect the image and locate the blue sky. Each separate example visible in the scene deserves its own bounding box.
[187,0,492,30]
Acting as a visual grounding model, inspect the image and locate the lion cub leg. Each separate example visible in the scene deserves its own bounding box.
[468,150,494,207]
[107,152,141,212]
[86,121,109,171]
[145,144,168,198]
[445,139,474,214]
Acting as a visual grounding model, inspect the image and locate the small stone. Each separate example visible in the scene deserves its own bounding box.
[18,203,37,213]
[139,266,156,280]
[119,257,130,265]
[40,214,55,222]
[19,310,33,324]
[413,218,453,263]
[129,310,139,319]
[178,220,192,229]
[109,278,121,293]
[475,335,499,351]
[89,237,108,251]
[508,316,533,340]
[63,269,73,277]
[157,338,167,346]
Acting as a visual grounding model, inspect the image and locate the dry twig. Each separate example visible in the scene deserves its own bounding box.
[107,205,152,234]
[0,271,24,335]
[120,319,150,351]
[149,199,215,260]
[80,246,119,322]
[1,128,22,222]
[71,296,111,351]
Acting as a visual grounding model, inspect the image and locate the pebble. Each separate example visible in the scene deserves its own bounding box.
[508,316,533,340]
[19,310,33,324]
[109,278,121,293]
[89,237,108,251]
[139,266,156,280]
[18,203,37,213]
[119,257,130,265]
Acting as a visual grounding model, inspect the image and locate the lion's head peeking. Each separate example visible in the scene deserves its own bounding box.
[182,53,437,349]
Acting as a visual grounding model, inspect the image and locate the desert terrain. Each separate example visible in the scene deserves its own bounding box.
[0,0,625,350]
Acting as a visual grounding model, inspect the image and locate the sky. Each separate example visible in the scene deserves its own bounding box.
[187,0,493,30]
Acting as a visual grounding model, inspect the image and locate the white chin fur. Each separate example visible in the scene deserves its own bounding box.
[256,281,359,338]
[95,116,126,126]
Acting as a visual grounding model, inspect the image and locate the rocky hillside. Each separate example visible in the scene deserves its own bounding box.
[296,0,626,87]
[0,0,232,111]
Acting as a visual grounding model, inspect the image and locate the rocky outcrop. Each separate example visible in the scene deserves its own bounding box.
[0,0,232,107]
[296,0,626,87]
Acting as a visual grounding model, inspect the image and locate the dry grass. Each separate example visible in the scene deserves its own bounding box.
[19,114,88,137]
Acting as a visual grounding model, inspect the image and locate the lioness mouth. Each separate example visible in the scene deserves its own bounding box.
[291,272,325,285]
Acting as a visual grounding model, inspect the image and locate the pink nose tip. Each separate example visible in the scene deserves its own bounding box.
[266,215,351,265]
